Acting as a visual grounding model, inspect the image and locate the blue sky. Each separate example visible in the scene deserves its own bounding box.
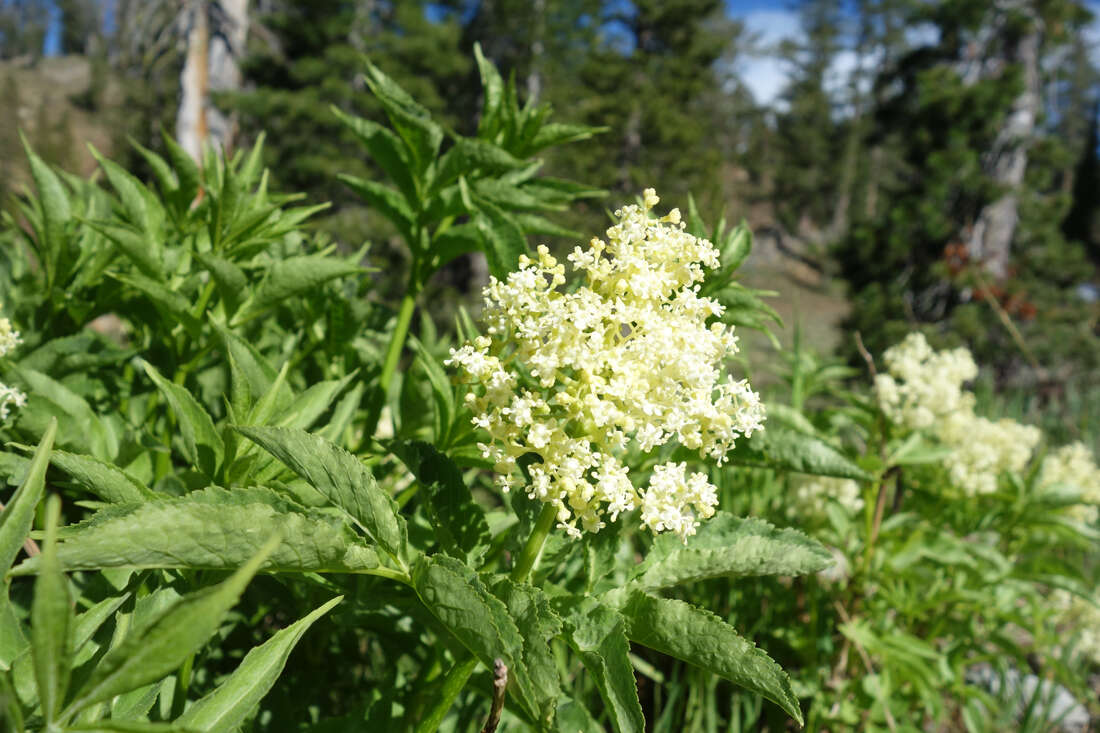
[727,0,1100,105]
[40,0,1100,108]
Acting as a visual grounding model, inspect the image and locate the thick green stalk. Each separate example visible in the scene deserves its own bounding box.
[511,503,558,583]
[379,286,419,396]
[413,656,480,733]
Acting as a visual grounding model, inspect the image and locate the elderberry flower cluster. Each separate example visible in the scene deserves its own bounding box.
[876,333,1039,496]
[1038,442,1100,524]
[448,189,764,541]
[938,407,1040,496]
[874,333,977,430]
[1052,590,1100,665]
[793,476,864,517]
[0,306,26,421]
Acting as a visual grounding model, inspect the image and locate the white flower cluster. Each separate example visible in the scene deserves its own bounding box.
[448,189,764,541]
[938,407,1040,496]
[1052,590,1100,665]
[1038,442,1100,524]
[793,476,864,517]
[876,333,1039,496]
[0,307,26,421]
[874,333,978,430]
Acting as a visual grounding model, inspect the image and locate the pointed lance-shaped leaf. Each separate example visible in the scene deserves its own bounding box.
[178,596,342,732]
[628,513,833,591]
[31,495,73,726]
[233,427,407,563]
[0,418,57,575]
[621,594,803,725]
[62,535,282,716]
[10,488,380,576]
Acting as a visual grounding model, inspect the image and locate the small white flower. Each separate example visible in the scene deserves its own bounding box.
[0,305,25,422]
[1038,442,1100,524]
[793,476,865,516]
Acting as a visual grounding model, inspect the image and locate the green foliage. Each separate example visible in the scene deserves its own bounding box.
[1,33,1096,732]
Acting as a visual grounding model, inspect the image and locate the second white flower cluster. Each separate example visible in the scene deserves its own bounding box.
[875,333,1100,514]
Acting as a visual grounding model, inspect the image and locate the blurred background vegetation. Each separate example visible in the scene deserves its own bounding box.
[1,0,1098,440]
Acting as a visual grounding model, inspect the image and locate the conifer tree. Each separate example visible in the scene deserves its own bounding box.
[566,0,739,204]
[835,0,1098,384]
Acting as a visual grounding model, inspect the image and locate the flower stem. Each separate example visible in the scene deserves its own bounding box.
[380,287,419,396]
[511,503,558,583]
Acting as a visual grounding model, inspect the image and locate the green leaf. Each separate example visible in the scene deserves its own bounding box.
[0,418,56,574]
[51,451,156,504]
[431,222,482,269]
[162,129,201,210]
[436,139,525,188]
[72,594,130,655]
[621,594,802,725]
[63,536,281,717]
[487,578,562,729]
[113,273,200,334]
[410,556,532,715]
[472,179,561,213]
[31,495,72,725]
[68,723,192,733]
[0,586,28,671]
[89,144,163,236]
[235,426,406,562]
[84,221,163,280]
[628,513,832,591]
[561,600,644,733]
[722,221,753,272]
[232,255,362,326]
[361,59,443,176]
[331,107,417,202]
[408,338,454,445]
[194,252,248,315]
[389,441,490,563]
[762,403,820,438]
[725,428,872,481]
[472,199,527,280]
[510,212,580,239]
[275,372,357,431]
[527,123,604,153]
[213,324,284,410]
[337,174,415,243]
[178,596,341,732]
[11,488,379,575]
[21,136,72,285]
[128,138,177,199]
[141,361,224,478]
[12,366,116,459]
[473,43,504,136]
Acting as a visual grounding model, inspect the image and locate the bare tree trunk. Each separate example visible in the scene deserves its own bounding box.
[176,0,249,163]
[964,1,1040,279]
[177,0,209,163]
[206,0,249,155]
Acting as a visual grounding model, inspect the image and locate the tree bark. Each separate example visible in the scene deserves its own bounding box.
[964,0,1040,279]
[176,0,209,163]
[205,0,249,155]
[176,0,249,163]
